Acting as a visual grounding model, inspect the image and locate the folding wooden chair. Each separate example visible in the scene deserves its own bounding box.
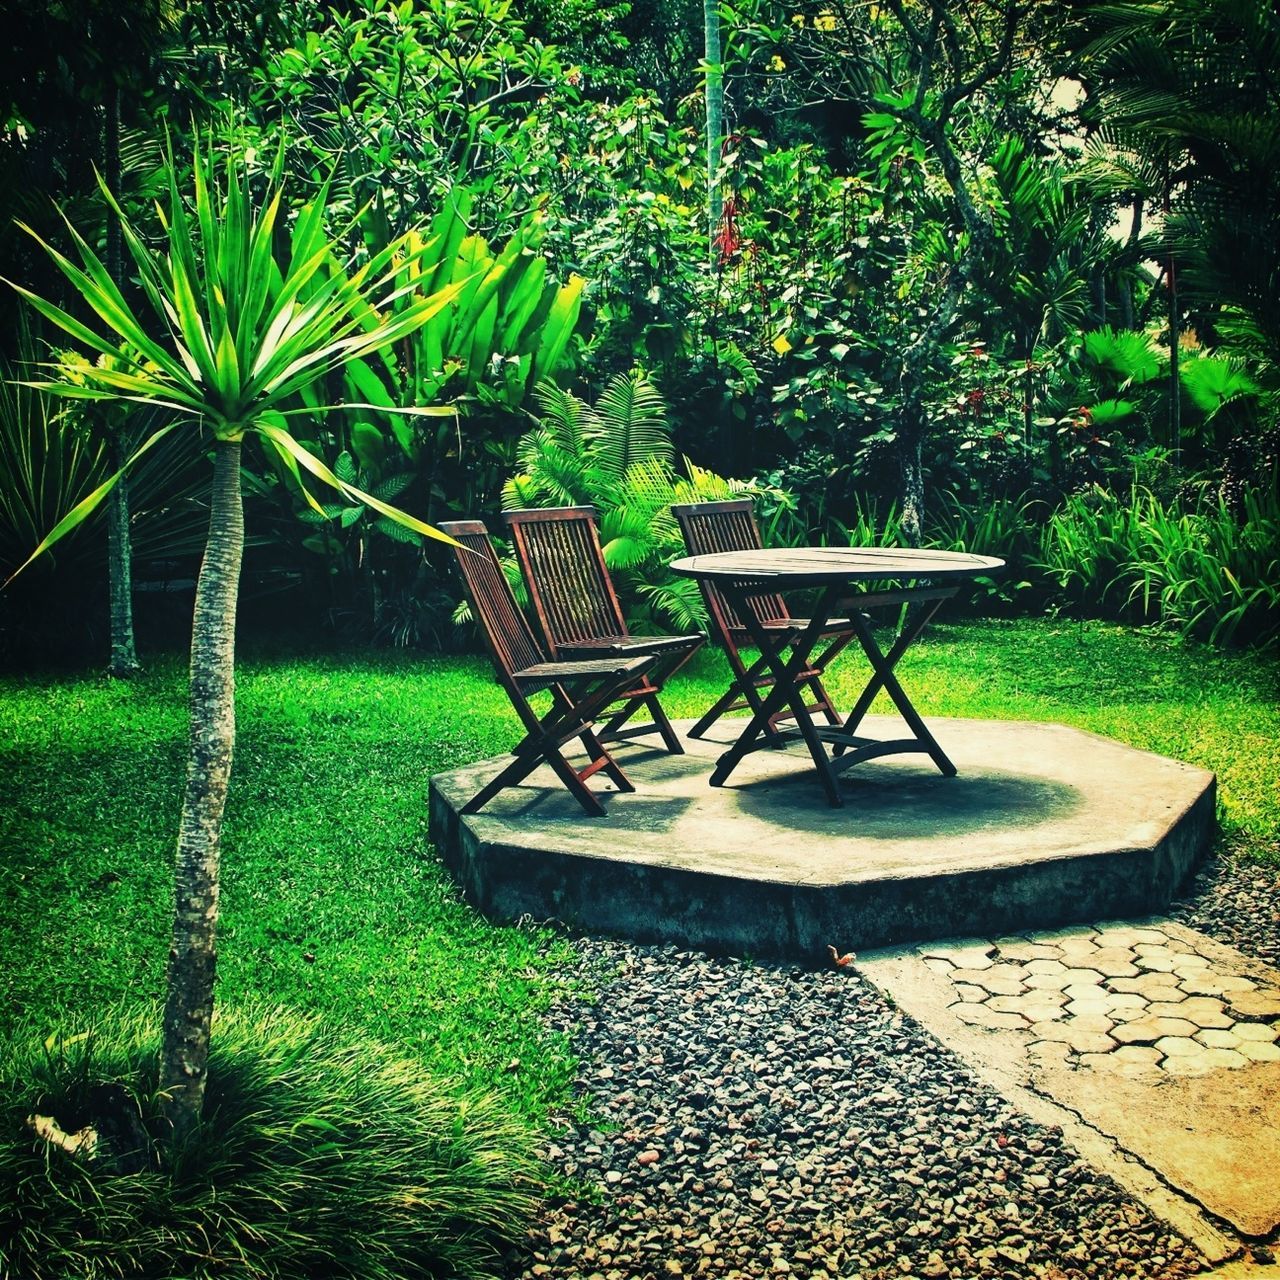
[670,499,858,740]
[439,520,655,816]
[503,506,704,755]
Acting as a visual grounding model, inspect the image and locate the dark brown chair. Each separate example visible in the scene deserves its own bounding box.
[503,506,703,755]
[439,519,655,816]
[671,499,858,739]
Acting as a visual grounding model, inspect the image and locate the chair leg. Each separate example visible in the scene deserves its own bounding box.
[645,693,685,754]
[462,744,568,814]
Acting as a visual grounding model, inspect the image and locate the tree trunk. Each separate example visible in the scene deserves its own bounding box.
[106,426,141,677]
[704,0,724,262]
[898,427,925,548]
[159,437,243,1143]
[104,86,141,678]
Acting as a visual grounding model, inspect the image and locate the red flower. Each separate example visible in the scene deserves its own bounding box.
[714,196,742,263]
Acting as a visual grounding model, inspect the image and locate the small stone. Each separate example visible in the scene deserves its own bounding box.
[637,1149,661,1165]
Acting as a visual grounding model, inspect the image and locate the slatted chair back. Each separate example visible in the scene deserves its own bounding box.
[503,506,625,653]
[437,520,544,691]
[671,499,792,635]
[438,518,656,814]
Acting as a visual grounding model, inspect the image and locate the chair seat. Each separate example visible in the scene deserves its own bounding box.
[560,633,703,657]
[514,655,652,684]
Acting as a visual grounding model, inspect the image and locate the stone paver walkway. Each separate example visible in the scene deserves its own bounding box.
[859,918,1280,1259]
[923,923,1280,1076]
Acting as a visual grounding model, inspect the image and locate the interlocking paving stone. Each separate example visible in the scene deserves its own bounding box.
[1100,927,1173,947]
[1077,1051,1155,1076]
[953,1003,1026,1030]
[1196,1029,1243,1049]
[1111,1045,1164,1067]
[953,964,1026,995]
[1060,979,1109,1002]
[1146,998,1233,1029]
[1028,1020,1117,1053]
[1024,969,1078,991]
[991,940,1061,962]
[1232,1021,1279,1042]
[1058,937,1103,958]
[1112,1016,1200,1044]
[1225,989,1280,1019]
[863,919,1280,1241]
[921,942,995,969]
[1089,950,1142,978]
[1235,1040,1280,1062]
[1109,971,1183,996]
[1159,1044,1251,1075]
[987,994,1068,1022]
[1180,973,1256,996]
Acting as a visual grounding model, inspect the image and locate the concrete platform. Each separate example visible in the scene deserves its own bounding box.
[428,716,1215,959]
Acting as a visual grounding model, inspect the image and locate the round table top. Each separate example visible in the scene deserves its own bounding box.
[669,546,1005,586]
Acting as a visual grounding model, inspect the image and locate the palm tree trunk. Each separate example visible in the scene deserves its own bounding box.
[159,437,243,1142]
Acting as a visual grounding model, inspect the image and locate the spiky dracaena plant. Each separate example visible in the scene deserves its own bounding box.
[2,136,463,1145]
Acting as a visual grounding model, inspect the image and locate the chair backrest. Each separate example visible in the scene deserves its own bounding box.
[670,499,791,635]
[437,520,545,681]
[503,506,627,655]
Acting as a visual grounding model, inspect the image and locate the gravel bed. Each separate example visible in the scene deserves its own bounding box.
[1169,845,1280,968]
[503,850,1279,1279]
[505,939,1208,1280]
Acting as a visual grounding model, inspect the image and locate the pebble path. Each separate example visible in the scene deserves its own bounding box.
[503,851,1279,1280]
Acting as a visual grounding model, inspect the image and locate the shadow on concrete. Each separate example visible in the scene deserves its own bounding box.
[732,764,1084,841]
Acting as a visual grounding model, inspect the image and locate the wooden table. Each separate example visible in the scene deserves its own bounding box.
[670,546,1005,806]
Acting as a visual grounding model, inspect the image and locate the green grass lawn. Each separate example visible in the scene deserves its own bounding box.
[1,617,1276,1124]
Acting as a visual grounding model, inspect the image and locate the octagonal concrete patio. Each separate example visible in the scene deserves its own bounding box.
[428,716,1215,960]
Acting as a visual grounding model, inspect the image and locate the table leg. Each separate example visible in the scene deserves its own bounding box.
[708,583,845,806]
[839,603,956,776]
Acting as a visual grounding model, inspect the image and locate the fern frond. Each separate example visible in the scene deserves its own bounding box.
[589,369,673,475]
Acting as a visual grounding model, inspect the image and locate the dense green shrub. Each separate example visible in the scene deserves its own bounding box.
[0,1003,542,1280]
[1038,483,1280,646]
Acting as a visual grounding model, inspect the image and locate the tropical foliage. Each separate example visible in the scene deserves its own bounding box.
[1,0,1276,657]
